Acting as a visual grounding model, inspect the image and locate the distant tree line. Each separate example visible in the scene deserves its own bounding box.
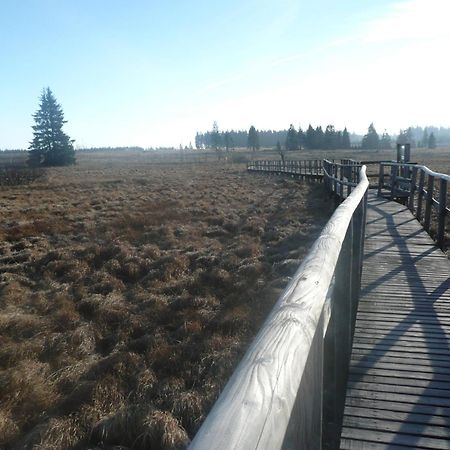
[396,127,437,149]
[195,128,287,150]
[195,122,447,152]
[78,146,146,152]
[196,123,353,151]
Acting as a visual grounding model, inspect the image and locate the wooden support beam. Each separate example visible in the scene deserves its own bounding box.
[417,169,425,221]
[424,174,434,232]
[437,178,448,248]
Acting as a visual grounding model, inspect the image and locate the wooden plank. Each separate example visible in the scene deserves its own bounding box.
[343,416,450,440]
[348,373,450,390]
[345,395,450,418]
[344,406,450,429]
[351,352,450,370]
[347,381,450,399]
[341,427,450,449]
[346,388,450,408]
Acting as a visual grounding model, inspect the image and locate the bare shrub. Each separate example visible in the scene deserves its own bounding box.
[0,166,45,186]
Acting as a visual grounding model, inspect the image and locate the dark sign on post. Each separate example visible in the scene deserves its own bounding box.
[397,143,411,163]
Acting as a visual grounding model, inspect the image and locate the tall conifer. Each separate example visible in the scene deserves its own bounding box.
[28,88,75,166]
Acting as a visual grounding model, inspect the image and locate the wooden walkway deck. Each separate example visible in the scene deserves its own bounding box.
[340,193,450,449]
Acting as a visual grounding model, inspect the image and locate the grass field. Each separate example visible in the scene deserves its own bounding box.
[0,153,334,449]
[1,147,449,449]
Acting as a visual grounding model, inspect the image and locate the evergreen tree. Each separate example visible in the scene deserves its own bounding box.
[324,125,336,149]
[195,132,202,149]
[247,125,260,151]
[380,131,392,149]
[314,126,324,149]
[211,121,221,149]
[397,127,415,147]
[305,124,315,149]
[285,124,299,150]
[297,127,304,149]
[428,132,437,149]
[342,127,351,149]
[28,87,75,167]
[421,128,429,148]
[361,123,380,150]
[224,131,233,152]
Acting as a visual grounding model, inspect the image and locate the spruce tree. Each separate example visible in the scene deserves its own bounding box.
[247,126,260,151]
[285,124,299,150]
[342,127,351,149]
[315,126,324,149]
[380,131,392,149]
[428,132,437,149]
[324,125,336,149]
[224,131,233,152]
[422,128,429,148]
[361,123,380,150]
[305,124,315,149]
[211,121,221,149]
[28,88,75,167]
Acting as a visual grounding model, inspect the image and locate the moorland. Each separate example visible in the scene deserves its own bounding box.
[0,151,334,449]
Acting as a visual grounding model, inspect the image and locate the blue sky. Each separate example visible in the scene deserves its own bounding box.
[1,0,449,148]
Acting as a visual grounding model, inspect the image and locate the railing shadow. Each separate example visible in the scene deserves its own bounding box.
[347,196,450,446]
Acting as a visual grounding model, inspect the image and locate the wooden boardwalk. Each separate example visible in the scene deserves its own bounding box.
[340,193,450,449]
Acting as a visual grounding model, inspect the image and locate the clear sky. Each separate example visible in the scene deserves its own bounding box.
[1,0,449,149]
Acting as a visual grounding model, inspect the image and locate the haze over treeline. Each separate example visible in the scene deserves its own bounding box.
[195,124,450,150]
[2,125,450,153]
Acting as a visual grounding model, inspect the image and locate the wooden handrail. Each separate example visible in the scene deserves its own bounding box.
[190,167,369,450]
[323,159,362,199]
[246,159,324,177]
[378,162,449,247]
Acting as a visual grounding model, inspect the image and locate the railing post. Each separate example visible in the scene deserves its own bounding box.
[409,166,418,212]
[322,223,353,449]
[417,169,425,221]
[424,174,434,232]
[437,178,447,248]
[391,164,398,200]
[378,164,384,197]
[333,164,338,195]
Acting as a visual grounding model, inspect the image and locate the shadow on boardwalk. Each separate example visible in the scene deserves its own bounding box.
[341,196,450,449]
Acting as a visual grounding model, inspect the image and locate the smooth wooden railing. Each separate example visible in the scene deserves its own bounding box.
[378,162,449,247]
[190,166,369,450]
[247,159,323,177]
[323,159,361,199]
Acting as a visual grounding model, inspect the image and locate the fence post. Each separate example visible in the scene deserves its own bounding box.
[378,164,384,196]
[409,166,418,212]
[437,178,447,247]
[417,169,425,221]
[390,165,398,200]
[322,225,352,449]
[333,164,338,195]
[424,174,434,232]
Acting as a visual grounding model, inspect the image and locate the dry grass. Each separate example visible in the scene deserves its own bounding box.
[0,154,333,449]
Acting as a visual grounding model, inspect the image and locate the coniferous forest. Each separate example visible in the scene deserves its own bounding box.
[194,123,450,151]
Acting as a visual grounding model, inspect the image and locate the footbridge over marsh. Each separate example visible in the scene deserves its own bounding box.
[190,158,450,449]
